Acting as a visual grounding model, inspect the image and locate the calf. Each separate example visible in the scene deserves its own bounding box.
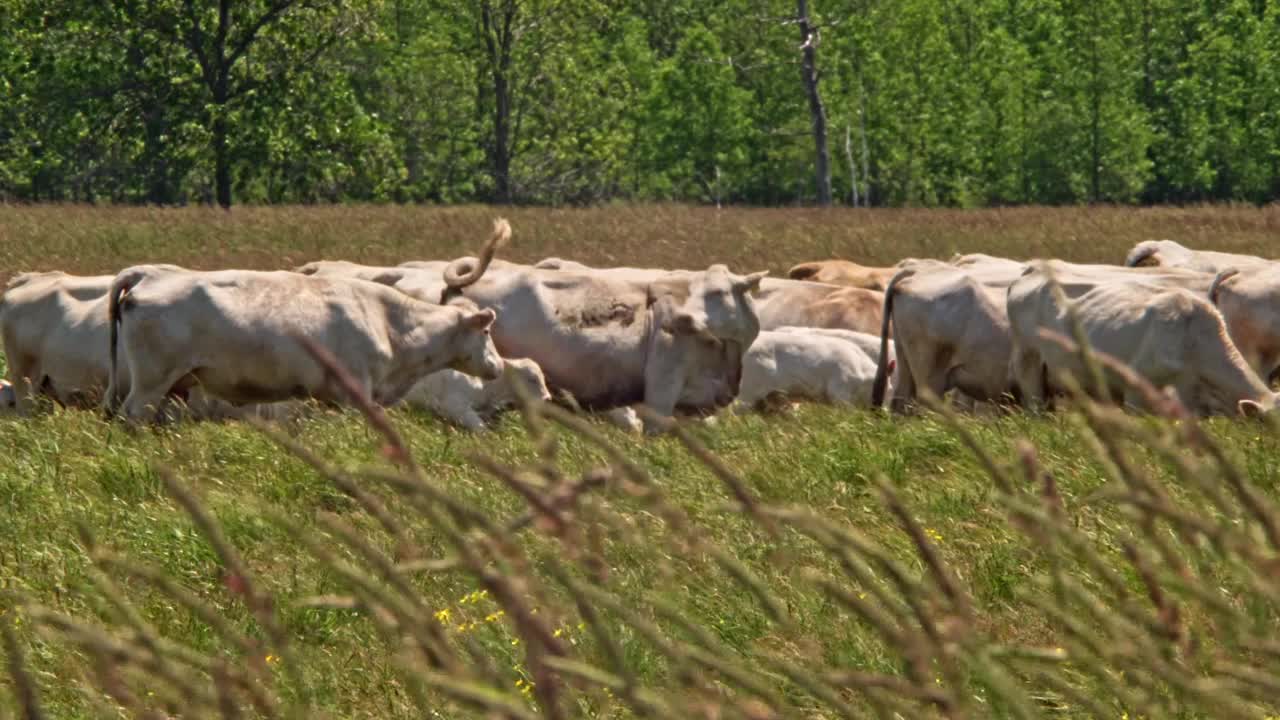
[401,357,552,431]
[770,325,884,360]
[106,264,504,422]
[738,330,884,410]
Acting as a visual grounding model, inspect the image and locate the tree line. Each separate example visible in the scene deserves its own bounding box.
[2,0,1278,208]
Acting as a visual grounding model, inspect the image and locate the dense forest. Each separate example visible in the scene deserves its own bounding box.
[2,0,1279,207]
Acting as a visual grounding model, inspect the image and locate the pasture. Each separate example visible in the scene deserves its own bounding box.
[3,204,1280,719]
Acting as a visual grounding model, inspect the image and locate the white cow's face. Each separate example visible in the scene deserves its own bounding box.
[451,309,505,381]
[650,294,744,411]
[676,265,767,352]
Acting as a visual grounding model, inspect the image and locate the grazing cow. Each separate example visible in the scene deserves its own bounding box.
[738,330,886,410]
[401,357,553,431]
[1005,260,1216,411]
[787,259,903,290]
[439,244,767,432]
[1124,240,1271,273]
[106,260,505,422]
[871,265,1018,412]
[1008,268,1274,415]
[1209,265,1280,385]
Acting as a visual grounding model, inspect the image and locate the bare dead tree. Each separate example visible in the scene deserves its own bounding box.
[797,0,832,206]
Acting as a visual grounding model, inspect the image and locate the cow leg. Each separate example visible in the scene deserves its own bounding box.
[6,355,39,413]
[1011,345,1046,411]
[889,338,916,414]
[122,365,191,425]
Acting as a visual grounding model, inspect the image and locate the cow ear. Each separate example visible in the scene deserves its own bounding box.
[462,308,497,331]
[1239,399,1267,418]
[735,271,768,294]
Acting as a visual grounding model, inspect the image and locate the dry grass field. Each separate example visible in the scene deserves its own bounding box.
[2,204,1280,719]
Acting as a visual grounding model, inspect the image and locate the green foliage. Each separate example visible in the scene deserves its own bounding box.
[2,0,1280,206]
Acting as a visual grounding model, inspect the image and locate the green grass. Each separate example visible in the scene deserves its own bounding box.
[3,204,1280,718]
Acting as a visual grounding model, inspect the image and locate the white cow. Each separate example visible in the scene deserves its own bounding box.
[871,265,1018,412]
[1209,265,1280,385]
[106,263,504,422]
[1124,240,1272,273]
[770,325,884,360]
[1006,260,1216,410]
[440,247,767,432]
[401,357,552,431]
[1,271,117,409]
[738,330,886,410]
[1008,270,1274,415]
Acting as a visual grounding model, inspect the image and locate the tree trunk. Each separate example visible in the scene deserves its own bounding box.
[481,0,516,204]
[797,0,832,206]
[493,66,512,203]
[213,73,232,209]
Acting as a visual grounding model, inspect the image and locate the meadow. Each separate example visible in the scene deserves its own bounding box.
[3,204,1280,719]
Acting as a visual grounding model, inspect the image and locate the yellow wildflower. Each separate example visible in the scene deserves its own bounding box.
[265,654,279,665]
[434,609,450,623]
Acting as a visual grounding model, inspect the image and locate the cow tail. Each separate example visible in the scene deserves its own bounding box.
[441,218,511,302]
[787,262,820,281]
[106,269,145,414]
[871,268,913,407]
[1210,267,1241,305]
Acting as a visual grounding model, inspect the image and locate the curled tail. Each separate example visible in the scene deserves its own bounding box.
[870,267,914,407]
[1210,267,1241,305]
[441,218,511,302]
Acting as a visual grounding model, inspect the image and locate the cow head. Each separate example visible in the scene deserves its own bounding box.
[450,308,505,381]
[655,265,767,348]
[501,357,553,404]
